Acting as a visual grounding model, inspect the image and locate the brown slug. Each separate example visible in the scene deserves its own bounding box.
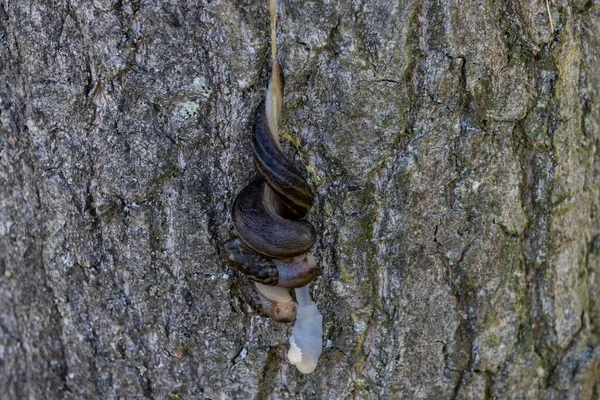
[225,10,318,322]
[225,0,324,374]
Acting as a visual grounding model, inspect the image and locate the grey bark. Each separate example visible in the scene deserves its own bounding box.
[1,0,599,398]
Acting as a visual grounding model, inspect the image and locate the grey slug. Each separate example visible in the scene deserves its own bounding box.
[225,57,318,323]
[225,0,324,374]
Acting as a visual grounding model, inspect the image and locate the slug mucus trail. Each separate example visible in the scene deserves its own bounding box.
[225,0,323,374]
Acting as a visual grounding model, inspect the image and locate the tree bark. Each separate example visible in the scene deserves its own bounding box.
[1,0,599,398]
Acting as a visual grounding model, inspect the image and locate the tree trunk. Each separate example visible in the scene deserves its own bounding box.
[1,0,599,398]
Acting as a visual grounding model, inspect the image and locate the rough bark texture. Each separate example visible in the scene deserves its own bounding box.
[1,0,599,398]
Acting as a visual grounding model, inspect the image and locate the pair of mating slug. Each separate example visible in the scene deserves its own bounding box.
[225,61,316,323]
[224,0,323,374]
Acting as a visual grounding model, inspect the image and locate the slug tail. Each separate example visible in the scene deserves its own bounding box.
[266,0,283,146]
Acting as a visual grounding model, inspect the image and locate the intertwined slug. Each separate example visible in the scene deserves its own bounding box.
[225,0,323,374]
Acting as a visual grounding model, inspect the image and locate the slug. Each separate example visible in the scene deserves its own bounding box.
[225,0,323,374]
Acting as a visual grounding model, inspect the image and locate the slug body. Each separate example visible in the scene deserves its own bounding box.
[225,0,323,374]
[226,60,317,322]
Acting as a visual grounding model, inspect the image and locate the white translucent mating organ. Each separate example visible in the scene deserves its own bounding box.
[287,285,323,373]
